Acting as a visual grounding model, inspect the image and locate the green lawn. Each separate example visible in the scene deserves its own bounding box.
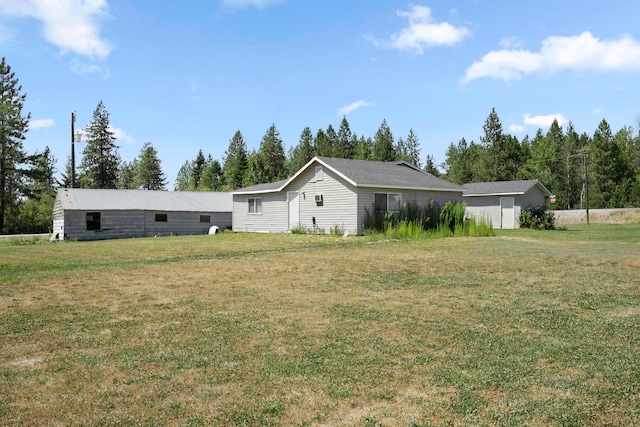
[1,225,639,426]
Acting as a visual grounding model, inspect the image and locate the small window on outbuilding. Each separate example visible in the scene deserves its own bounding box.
[86,212,101,231]
[155,213,168,222]
[200,215,211,223]
[315,166,323,181]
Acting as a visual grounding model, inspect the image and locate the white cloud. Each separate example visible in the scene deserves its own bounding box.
[592,107,605,115]
[30,118,55,129]
[500,36,523,49]
[110,127,135,144]
[372,5,470,54]
[337,100,371,117]
[71,62,102,74]
[509,124,525,133]
[220,0,283,9]
[463,31,640,84]
[523,113,567,127]
[0,0,112,59]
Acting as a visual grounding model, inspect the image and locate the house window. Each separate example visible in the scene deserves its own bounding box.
[200,215,211,223]
[248,197,262,214]
[374,193,402,213]
[155,213,168,222]
[315,166,323,181]
[86,212,101,231]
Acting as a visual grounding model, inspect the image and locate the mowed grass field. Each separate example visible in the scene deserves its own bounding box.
[1,225,639,426]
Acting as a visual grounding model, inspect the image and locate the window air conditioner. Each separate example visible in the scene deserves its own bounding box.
[315,194,323,203]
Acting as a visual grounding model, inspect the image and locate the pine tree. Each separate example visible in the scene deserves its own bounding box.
[335,116,355,158]
[477,107,505,181]
[222,130,248,190]
[174,160,193,191]
[201,158,223,191]
[424,155,441,176]
[287,126,314,175]
[590,119,628,207]
[354,136,372,160]
[258,124,286,182]
[117,160,138,189]
[398,129,422,167]
[243,150,268,187]
[78,101,120,189]
[372,119,396,162]
[191,149,206,189]
[14,146,56,233]
[136,142,166,190]
[0,57,31,232]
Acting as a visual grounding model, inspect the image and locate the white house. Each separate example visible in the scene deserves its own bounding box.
[232,156,464,235]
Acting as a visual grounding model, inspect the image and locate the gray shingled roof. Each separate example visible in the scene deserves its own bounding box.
[233,157,462,194]
[463,180,551,196]
[57,188,233,212]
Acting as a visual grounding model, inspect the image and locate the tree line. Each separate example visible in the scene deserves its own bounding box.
[2,56,639,234]
[443,108,640,210]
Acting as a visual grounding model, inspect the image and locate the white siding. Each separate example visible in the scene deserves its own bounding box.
[465,195,526,229]
[289,165,358,234]
[232,193,288,232]
[51,195,65,241]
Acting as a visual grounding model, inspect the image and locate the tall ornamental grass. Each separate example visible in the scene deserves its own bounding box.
[364,201,494,238]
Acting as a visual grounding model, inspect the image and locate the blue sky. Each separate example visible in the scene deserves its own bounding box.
[2,0,640,187]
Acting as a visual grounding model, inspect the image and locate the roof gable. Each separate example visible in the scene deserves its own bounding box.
[233,157,463,194]
[463,180,551,197]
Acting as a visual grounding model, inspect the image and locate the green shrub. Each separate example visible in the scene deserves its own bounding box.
[519,205,556,230]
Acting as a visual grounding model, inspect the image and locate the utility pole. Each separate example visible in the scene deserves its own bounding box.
[582,150,590,225]
[71,112,76,188]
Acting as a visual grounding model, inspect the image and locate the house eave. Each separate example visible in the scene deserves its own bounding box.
[358,184,464,193]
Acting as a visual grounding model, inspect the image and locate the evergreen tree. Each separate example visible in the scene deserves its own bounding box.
[174,160,193,191]
[117,160,138,189]
[354,136,372,160]
[25,146,56,199]
[443,138,477,184]
[222,130,248,190]
[243,150,268,187]
[287,126,314,175]
[558,122,584,209]
[424,155,441,176]
[191,149,206,189]
[0,57,30,232]
[398,129,422,167]
[14,146,56,233]
[78,101,120,189]
[258,124,286,182]
[476,108,503,181]
[201,156,223,191]
[335,116,355,158]
[590,119,628,207]
[136,142,166,190]
[58,155,73,188]
[315,127,333,157]
[372,119,396,162]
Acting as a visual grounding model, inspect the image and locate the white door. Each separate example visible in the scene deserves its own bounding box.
[288,192,299,230]
[500,197,515,229]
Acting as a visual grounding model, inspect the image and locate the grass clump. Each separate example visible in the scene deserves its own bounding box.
[365,201,494,239]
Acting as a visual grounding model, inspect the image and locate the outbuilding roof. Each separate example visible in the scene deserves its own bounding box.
[463,180,551,197]
[56,188,233,212]
[234,157,463,194]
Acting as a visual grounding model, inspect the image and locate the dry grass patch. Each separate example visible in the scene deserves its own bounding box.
[1,227,640,425]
